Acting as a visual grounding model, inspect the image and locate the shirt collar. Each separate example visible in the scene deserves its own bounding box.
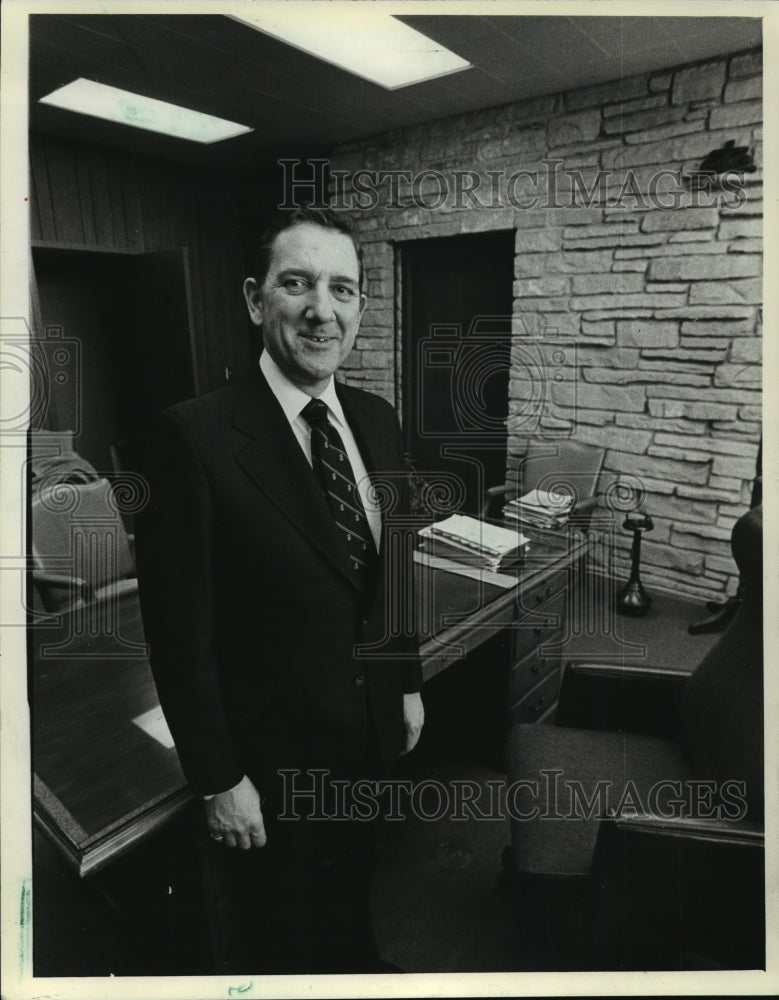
[259,351,346,429]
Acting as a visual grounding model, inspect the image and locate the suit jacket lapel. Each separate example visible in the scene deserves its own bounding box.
[337,384,400,559]
[337,385,400,483]
[231,371,359,590]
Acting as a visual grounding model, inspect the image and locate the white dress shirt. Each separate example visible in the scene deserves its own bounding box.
[259,351,382,550]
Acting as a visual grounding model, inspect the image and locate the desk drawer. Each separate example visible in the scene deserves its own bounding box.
[510,641,561,704]
[520,568,568,613]
[512,585,566,663]
[511,669,561,726]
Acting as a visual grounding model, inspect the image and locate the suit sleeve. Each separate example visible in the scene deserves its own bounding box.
[402,658,423,694]
[135,410,246,796]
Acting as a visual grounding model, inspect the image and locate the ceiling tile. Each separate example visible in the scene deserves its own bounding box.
[573,16,678,56]
[28,12,762,174]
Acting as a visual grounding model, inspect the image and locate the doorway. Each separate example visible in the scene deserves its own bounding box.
[32,247,196,474]
[401,230,515,515]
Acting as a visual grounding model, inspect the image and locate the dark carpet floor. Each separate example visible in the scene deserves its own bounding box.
[372,590,721,973]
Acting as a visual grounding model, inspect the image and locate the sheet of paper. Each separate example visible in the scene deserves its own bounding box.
[131,705,176,749]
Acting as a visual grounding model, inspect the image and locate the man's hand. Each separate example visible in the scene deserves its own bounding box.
[205,774,267,850]
[402,692,424,754]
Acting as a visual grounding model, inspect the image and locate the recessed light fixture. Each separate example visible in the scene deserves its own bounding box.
[39,79,253,144]
[231,4,471,89]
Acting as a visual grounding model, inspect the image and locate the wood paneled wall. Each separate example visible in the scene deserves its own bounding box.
[30,132,254,390]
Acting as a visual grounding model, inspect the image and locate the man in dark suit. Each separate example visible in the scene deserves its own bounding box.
[136,206,423,973]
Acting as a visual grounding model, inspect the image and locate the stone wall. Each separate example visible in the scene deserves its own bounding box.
[327,48,762,601]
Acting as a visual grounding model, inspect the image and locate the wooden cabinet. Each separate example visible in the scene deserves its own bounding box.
[509,561,584,726]
[511,670,561,725]
[414,538,589,772]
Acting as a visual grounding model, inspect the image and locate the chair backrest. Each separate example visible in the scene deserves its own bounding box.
[32,478,135,592]
[515,440,605,506]
[680,506,763,818]
[30,428,100,496]
[30,428,74,458]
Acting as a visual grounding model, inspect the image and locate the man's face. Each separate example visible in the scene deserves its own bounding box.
[244,222,366,394]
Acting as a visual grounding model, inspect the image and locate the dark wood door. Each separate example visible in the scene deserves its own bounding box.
[401,230,515,515]
[32,247,196,473]
[117,249,197,438]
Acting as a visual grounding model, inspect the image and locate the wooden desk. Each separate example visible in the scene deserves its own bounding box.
[417,529,587,686]
[32,597,189,876]
[32,529,588,875]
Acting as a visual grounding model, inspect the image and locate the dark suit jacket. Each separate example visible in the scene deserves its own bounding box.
[135,369,422,799]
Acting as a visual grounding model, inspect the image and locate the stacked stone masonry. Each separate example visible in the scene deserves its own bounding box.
[329,48,762,601]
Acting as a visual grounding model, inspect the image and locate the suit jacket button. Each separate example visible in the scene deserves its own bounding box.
[353,675,365,687]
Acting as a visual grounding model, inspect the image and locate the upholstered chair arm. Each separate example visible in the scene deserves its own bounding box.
[604,812,763,847]
[556,662,691,738]
[480,483,517,519]
[32,571,94,610]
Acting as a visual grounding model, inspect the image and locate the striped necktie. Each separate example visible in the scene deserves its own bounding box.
[302,397,377,591]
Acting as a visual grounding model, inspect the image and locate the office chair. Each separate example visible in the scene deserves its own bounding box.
[481,440,605,527]
[30,428,100,495]
[32,478,138,614]
[688,437,762,635]
[505,505,764,971]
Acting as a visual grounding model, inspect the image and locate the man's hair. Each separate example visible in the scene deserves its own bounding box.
[251,206,363,292]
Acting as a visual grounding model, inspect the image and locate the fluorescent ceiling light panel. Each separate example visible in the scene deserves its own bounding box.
[39,79,253,144]
[232,5,471,89]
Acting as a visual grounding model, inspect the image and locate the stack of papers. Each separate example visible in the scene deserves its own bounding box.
[418,513,530,571]
[503,488,574,530]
